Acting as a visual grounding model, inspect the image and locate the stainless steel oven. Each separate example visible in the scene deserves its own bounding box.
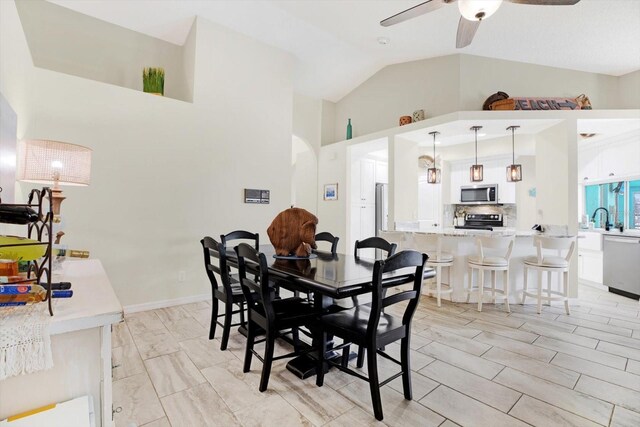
[460,184,498,205]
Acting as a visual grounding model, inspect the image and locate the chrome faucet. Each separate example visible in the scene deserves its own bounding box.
[591,207,611,231]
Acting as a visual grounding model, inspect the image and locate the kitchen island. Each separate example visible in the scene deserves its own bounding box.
[391,228,577,303]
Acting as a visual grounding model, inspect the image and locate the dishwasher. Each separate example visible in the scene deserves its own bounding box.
[603,235,640,299]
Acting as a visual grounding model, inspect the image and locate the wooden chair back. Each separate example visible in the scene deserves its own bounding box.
[221,230,259,250]
[354,236,397,260]
[201,236,234,294]
[533,236,576,262]
[367,250,428,340]
[314,232,339,256]
[235,243,276,325]
[475,236,515,261]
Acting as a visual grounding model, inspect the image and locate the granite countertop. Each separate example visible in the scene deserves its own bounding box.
[579,228,640,237]
[393,228,580,238]
[396,227,527,237]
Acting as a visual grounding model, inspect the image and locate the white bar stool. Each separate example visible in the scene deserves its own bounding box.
[522,236,576,315]
[413,233,454,306]
[465,236,514,312]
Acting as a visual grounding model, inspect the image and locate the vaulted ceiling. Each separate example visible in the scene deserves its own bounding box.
[48,0,640,102]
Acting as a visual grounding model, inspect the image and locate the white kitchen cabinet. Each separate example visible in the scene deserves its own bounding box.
[418,178,441,225]
[360,159,376,203]
[600,141,640,179]
[578,146,600,182]
[448,157,516,204]
[349,158,383,248]
[578,250,603,284]
[351,158,377,204]
[0,260,122,427]
[579,133,640,183]
[448,161,468,204]
[350,203,376,245]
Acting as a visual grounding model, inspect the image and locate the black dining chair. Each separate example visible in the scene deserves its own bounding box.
[201,236,248,351]
[314,232,339,256]
[221,230,259,252]
[235,243,319,392]
[354,236,397,260]
[352,236,397,367]
[315,250,428,421]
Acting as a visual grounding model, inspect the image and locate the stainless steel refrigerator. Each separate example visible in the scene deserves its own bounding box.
[375,183,388,236]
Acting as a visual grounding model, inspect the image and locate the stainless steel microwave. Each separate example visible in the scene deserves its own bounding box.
[460,184,498,205]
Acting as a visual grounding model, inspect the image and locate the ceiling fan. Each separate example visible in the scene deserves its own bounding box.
[381,0,581,48]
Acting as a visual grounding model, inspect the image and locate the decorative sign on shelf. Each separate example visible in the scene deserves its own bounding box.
[244,189,270,204]
[512,97,579,111]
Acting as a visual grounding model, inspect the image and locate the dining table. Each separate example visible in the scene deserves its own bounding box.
[228,244,436,378]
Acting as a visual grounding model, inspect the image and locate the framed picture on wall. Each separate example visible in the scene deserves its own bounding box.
[323,183,338,201]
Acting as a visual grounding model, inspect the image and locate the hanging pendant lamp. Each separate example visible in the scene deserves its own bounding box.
[470,126,483,182]
[506,125,522,182]
[427,131,441,184]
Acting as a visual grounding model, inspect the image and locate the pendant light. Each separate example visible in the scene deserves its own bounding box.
[506,125,522,182]
[427,131,441,184]
[470,126,483,182]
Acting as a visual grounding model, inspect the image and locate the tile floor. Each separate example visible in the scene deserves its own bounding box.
[112,287,640,427]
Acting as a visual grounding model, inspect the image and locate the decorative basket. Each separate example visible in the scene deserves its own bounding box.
[399,116,413,126]
[489,99,516,110]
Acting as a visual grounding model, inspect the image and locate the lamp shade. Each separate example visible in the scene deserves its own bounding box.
[17,140,91,186]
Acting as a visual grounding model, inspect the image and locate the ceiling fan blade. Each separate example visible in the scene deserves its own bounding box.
[507,0,580,5]
[380,0,448,27]
[456,17,480,48]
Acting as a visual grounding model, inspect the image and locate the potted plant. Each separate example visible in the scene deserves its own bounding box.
[143,67,164,96]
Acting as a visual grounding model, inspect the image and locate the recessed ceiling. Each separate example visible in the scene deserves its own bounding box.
[48,0,640,102]
[399,118,564,146]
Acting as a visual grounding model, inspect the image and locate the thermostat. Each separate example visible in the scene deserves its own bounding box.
[244,189,270,204]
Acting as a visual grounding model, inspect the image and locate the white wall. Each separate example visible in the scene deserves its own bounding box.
[390,137,419,224]
[292,144,317,214]
[15,0,193,102]
[535,121,578,296]
[317,143,347,254]
[617,70,640,109]
[321,100,337,146]
[293,94,322,153]
[1,0,295,307]
[458,55,620,112]
[334,55,460,143]
[332,54,627,144]
[0,92,17,204]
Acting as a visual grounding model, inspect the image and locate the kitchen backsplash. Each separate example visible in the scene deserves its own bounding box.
[444,204,517,228]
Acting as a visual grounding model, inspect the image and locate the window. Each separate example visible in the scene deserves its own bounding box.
[585,182,625,228]
[628,180,640,230]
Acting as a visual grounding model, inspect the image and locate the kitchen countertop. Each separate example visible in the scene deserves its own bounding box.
[578,228,640,237]
[393,228,576,238]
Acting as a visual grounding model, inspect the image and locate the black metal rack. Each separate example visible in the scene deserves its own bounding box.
[0,187,54,315]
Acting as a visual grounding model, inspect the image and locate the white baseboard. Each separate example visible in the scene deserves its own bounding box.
[123,293,212,314]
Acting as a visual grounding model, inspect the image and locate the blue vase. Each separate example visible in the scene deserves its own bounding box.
[346,118,352,140]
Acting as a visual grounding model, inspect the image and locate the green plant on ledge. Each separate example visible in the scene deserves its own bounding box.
[143,67,165,95]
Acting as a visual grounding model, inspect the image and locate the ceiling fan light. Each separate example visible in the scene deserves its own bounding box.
[458,0,503,21]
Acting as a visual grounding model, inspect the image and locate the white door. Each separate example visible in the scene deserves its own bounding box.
[360,204,376,239]
[360,159,376,204]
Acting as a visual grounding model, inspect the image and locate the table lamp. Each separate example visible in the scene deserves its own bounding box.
[16,139,92,216]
